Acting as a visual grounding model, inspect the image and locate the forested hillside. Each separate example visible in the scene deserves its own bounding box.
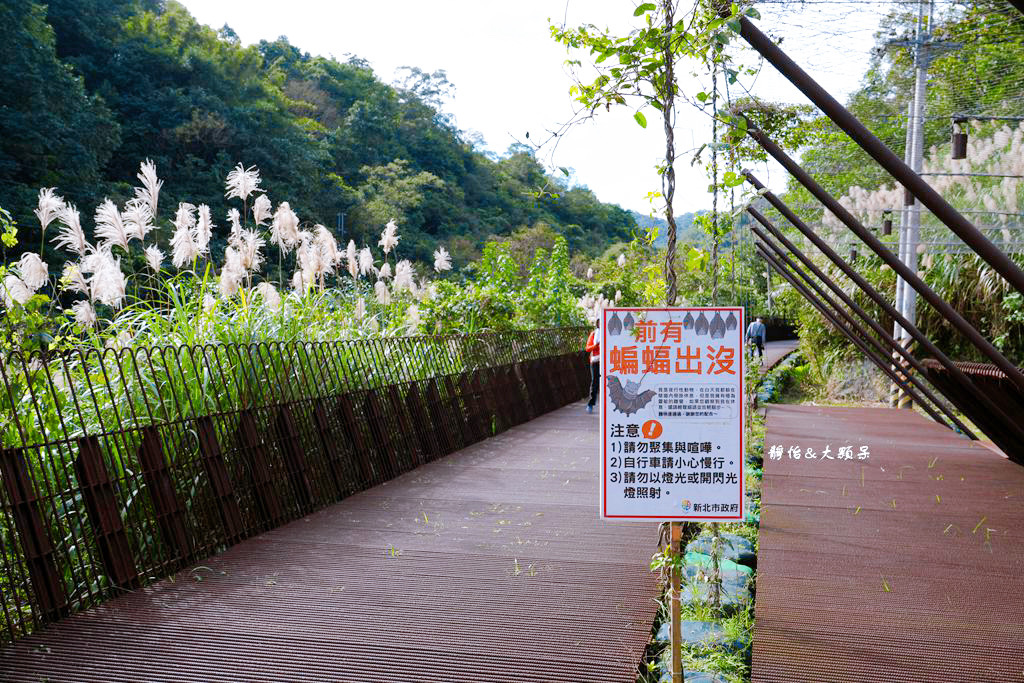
[0,0,636,267]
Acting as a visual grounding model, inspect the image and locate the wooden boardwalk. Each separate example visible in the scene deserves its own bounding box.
[755,403,1024,682]
[0,404,659,682]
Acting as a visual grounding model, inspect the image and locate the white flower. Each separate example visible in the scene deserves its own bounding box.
[616,253,626,268]
[89,249,127,309]
[171,225,199,269]
[71,300,98,328]
[62,262,89,295]
[227,208,241,239]
[202,294,217,312]
[405,303,422,334]
[270,202,300,251]
[238,229,265,272]
[53,204,88,256]
[255,282,281,311]
[34,188,65,234]
[195,205,214,255]
[252,194,272,226]
[359,247,375,276]
[94,199,130,251]
[123,199,155,242]
[135,159,162,217]
[615,290,622,303]
[374,279,391,305]
[219,248,245,297]
[433,246,452,272]
[379,219,400,254]
[355,296,366,320]
[144,245,164,272]
[173,202,197,233]
[18,253,48,291]
[291,269,310,292]
[587,267,594,279]
[224,163,261,202]
[314,225,340,266]
[377,262,392,280]
[345,240,358,278]
[393,259,415,292]
[1,274,32,308]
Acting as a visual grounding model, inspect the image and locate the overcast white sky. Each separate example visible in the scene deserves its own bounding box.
[179,0,889,215]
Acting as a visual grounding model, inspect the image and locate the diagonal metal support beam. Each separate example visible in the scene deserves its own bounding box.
[751,220,974,436]
[743,168,1024,396]
[729,14,1024,296]
[755,242,958,431]
[742,174,1024,446]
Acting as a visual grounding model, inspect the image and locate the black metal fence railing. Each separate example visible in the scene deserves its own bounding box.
[0,328,591,645]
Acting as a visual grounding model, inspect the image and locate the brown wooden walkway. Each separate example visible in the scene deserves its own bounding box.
[755,404,1024,682]
[0,404,659,682]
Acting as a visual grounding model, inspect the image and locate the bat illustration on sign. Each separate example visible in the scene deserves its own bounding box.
[607,376,657,416]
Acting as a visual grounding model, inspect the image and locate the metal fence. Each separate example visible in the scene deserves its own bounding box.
[0,328,591,645]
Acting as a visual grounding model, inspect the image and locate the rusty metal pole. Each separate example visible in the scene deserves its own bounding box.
[755,244,950,425]
[753,237,972,434]
[670,521,682,683]
[741,176,1024,445]
[729,14,1024,296]
[741,164,1024,396]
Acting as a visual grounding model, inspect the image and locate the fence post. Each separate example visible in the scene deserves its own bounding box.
[0,448,68,621]
[312,402,350,498]
[235,411,286,529]
[337,394,375,487]
[275,405,315,513]
[406,383,439,461]
[75,436,139,589]
[196,416,244,544]
[136,427,193,565]
[364,390,401,479]
[388,385,424,468]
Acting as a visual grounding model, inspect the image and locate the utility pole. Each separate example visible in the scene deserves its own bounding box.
[886,0,956,408]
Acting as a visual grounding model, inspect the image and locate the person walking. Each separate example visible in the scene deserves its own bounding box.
[585,320,600,413]
[746,316,767,362]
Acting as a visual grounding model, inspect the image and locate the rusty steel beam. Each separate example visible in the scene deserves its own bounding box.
[743,172,1024,444]
[747,211,975,436]
[729,15,1024,296]
[755,244,956,430]
[742,142,1024,395]
[753,238,971,435]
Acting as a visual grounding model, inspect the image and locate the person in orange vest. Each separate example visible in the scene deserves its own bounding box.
[585,320,600,413]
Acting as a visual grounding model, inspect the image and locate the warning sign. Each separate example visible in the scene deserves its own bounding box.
[600,307,745,521]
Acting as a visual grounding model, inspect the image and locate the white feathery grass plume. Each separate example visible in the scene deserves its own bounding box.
[252,194,273,227]
[195,204,214,255]
[227,208,242,239]
[171,205,200,268]
[71,299,98,328]
[433,246,452,273]
[615,290,622,303]
[18,253,48,291]
[415,278,432,301]
[202,294,217,313]
[123,199,155,242]
[255,282,281,311]
[62,262,89,295]
[95,199,130,251]
[238,229,265,272]
[359,247,375,276]
[377,262,392,280]
[616,253,626,268]
[224,163,261,202]
[587,267,593,279]
[374,279,391,305]
[89,248,127,309]
[405,303,422,333]
[34,188,65,235]
[53,204,88,256]
[219,247,245,297]
[144,245,164,272]
[345,239,359,278]
[379,219,399,254]
[393,259,415,292]
[355,296,366,320]
[270,202,300,251]
[314,225,340,265]
[291,269,310,292]
[135,159,163,217]
[2,274,32,308]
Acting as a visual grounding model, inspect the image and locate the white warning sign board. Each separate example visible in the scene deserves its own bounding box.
[599,307,745,521]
